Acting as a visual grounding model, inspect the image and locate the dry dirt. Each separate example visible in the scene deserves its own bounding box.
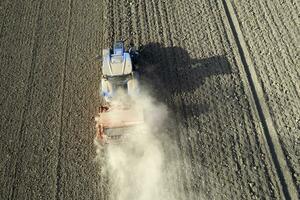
[0,0,299,200]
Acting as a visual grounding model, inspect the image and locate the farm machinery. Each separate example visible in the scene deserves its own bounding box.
[95,41,144,144]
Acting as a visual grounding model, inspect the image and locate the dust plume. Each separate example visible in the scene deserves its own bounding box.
[94,89,186,200]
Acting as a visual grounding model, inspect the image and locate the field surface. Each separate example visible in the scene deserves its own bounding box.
[0,0,299,199]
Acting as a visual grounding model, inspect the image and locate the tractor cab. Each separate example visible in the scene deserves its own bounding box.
[113,41,125,55]
[101,41,139,102]
[111,41,125,64]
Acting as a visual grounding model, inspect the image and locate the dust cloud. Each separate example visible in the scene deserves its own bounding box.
[94,89,186,200]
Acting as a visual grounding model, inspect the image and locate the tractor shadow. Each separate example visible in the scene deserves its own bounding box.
[136,43,234,198]
[137,42,232,116]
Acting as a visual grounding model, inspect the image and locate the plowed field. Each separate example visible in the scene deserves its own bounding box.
[1,0,299,199]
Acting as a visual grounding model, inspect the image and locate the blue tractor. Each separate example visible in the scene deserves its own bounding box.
[100,41,140,102]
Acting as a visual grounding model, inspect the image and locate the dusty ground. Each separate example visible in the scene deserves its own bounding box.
[0,0,299,199]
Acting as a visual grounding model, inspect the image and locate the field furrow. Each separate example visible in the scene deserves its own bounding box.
[231,0,300,196]
[57,1,105,199]
[101,0,286,199]
[1,0,298,199]
[0,1,41,199]
[6,1,73,199]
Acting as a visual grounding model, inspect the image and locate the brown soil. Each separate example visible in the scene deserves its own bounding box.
[0,0,298,199]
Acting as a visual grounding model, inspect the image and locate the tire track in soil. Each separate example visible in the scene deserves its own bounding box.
[2,0,72,199]
[0,0,10,38]
[227,0,300,198]
[55,0,73,199]
[204,1,250,196]
[0,1,41,199]
[102,0,284,199]
[57,0,105,199]
[1,0,296,199]
[169,0,282,199]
